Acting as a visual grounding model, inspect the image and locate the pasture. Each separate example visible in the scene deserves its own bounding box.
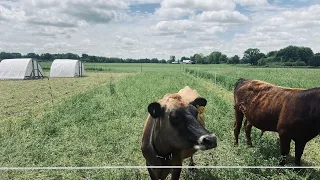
[0,63,320,179]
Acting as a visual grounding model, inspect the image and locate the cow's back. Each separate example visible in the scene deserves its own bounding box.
[234,79,299,132]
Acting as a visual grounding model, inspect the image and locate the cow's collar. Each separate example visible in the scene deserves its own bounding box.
[152,141,172,161]
[156,153,172,161]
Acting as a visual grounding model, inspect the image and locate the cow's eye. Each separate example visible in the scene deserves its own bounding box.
[170,112,181,126]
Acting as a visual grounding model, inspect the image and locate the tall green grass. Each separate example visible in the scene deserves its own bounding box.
[0,71,319,179]
[185,66,320,90]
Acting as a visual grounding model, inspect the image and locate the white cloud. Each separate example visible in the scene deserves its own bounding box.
[116,36,139,46]
[152,20,200,35]
[194,10,249,23]
[161,0,236,11]
[232,4,320,54]
[0,5,26,21]
[155,7,194,19]
[234,0,269,7]
[155,0,236,19]
[130,0,163,4]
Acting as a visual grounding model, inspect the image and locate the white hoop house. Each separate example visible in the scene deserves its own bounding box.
[49,59,85,78]
[0,58,44,80]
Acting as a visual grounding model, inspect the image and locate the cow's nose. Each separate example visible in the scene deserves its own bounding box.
[200,134,217,149]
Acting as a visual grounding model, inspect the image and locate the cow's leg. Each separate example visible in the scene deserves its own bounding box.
[244,119,253,146]
[171,155,183,180]
[146,162,158,180]
[294,141,307,166]
[234,108,244,146]
[189,156,195,166]
[279,131,291,166]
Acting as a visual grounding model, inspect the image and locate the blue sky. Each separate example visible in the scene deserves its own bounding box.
[0,0,320,59]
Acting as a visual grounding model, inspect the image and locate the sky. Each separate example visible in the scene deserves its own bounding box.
[0,0,320,60]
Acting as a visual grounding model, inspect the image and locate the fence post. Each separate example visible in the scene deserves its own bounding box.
[214,72,217,84]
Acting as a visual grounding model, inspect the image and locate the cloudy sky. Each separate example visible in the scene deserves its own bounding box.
[1,0,320,59]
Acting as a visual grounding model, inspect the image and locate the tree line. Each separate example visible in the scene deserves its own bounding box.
[0,52,167,64]
[1,45,320,66]
[187,45,320,67]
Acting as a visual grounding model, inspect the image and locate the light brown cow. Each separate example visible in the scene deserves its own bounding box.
[141,86,217,180]
[234,78,320,166]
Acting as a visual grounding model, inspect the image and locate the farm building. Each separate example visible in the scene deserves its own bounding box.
[0,58,44,80]
[182,60,192,64]
[49,59,85,78]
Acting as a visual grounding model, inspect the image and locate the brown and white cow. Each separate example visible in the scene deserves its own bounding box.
[234,78,320,166]
[141,86,217,180]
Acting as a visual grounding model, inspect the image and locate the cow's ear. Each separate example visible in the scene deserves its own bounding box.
[148,102,162,118]
[190,97,207,107]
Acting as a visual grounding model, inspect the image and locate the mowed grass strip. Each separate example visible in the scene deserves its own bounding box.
[0,72,130,122]
[0,71,319,179]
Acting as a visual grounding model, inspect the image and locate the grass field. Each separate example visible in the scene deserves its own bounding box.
[1,64,320,179]
[39,62,183,73]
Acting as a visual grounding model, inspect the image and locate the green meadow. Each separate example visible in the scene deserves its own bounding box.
[1,64,320,179]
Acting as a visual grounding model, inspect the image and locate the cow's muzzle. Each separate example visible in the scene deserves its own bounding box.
[194,134,217,150]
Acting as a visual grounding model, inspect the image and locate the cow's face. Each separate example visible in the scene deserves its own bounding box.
[148,97,217,150]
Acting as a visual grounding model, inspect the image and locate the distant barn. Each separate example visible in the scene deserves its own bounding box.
[0,58,44,80]
[182,60,194,64]
[49,59,85,78]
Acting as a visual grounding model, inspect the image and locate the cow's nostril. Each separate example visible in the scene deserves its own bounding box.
[203,136,213,145]
[200,134,217,148]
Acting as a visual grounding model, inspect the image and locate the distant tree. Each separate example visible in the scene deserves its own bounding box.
[233,55,240,64]
[227,55,240,64]
[82,53,89,59]
[258,58,267,66]
[298,47,313,65]
[242,48,264,65]
[151,58,159,63]
[40,53,53,61]
[275,46,314,65]
[194,53,205,64]
[219,54,228,63]
[160,59,167,63]
[207,51,222,64]
[0,52,13,59]
[266,50,277,57]
[24,53,40,59]
[309,54,320,67]
[181,56,190,61]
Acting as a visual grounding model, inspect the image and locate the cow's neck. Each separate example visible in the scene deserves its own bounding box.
[151,118,172,158]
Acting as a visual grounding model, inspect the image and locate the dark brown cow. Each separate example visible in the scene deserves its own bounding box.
[234,78,320,166]
[141,87,217,180]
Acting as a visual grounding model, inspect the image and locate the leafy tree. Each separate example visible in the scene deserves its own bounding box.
[219,54,228,63]
[309,54,320,67]
[193,53,205,64]
[181,56,190,60]
[298,47,313,64]
[258,58,267,66]
[82,54,89,59]
[24,53,40,59]
[276,45,313,64]
[227,55,240,64]
[242,48,264,65]
[207,51,222,64]
[40,53,53,61]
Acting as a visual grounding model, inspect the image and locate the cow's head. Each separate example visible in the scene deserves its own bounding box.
[148,94,217,150]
